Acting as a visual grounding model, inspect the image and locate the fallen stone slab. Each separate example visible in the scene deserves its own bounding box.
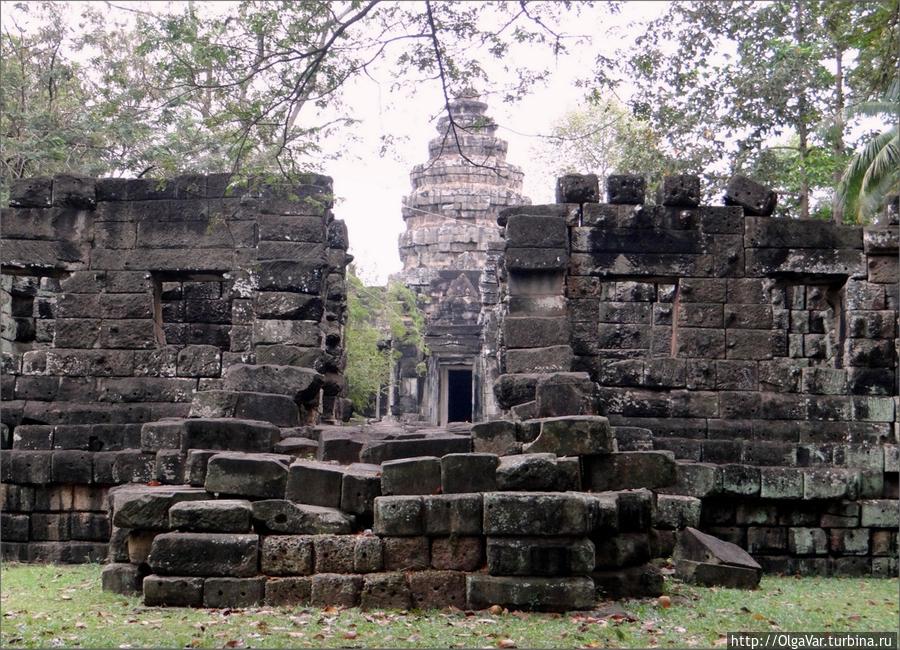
[675,559,761,589]
[111,485,209,530]
[101,562,144,595]
[251,499,353,534]
[466,575,595,612]
[147,532,259,577]
[168,499,253,533]
[317,431,365,463]
[673,527,761,589]
[724,174,776,216]
[522,416,614,456]
[205,452,291,499]
[222,364,322,403]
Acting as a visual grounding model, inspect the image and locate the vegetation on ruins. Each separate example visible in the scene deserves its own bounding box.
[345,267,426,415]
[596,0,899,223]
[0,0,592,195]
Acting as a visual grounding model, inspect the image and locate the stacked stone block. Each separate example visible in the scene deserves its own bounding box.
[494,173,899,574]
[1,173,350,561]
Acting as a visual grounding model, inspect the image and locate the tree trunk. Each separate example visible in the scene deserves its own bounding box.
[831,47,845,224]
[794,0,810,219]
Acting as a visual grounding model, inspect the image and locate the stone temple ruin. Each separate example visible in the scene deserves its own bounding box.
[0,98,898,611]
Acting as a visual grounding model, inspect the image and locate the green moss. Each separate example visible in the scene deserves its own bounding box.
[1,564,897,648]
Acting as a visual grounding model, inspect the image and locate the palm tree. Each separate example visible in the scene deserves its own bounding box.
[837,79,899,223]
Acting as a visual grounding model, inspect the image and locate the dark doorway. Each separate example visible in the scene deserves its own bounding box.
[446,368,473,423]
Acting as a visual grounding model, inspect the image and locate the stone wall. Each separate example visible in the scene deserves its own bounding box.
[493,173,900,573]
[0,173,350,561]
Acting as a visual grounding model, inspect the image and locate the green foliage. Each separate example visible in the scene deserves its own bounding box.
[598,0,898,218]
[532,96,672,196]
[837,79,900,222]
[1,1,603,190]
[344,267,426,415]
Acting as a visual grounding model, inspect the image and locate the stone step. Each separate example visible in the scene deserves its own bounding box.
[359,435,472,464]
[189,390,300,427]
[141,418,278,453]
[222,364,322,403]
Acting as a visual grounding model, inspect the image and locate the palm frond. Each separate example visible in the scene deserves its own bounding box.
[837,128,896,222]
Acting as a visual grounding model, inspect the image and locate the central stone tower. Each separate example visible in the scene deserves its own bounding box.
[394,95,530,424]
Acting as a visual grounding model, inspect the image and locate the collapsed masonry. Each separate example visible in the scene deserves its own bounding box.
[0,168,897,612]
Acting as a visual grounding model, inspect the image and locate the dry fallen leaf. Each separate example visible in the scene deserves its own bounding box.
[657,596,671,609]
[498,639,516,648]
[343,631,358,640]
[488,605,503,616]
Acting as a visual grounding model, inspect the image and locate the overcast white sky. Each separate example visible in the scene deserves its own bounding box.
[319,2,668,284]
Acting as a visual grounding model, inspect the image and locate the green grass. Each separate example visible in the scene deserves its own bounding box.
[1,564,897,648]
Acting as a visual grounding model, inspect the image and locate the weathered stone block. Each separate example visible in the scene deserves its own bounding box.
[285,459,344,508]
[803,468,859,500]
[483,492,590,536]
[592,563,664,599]
[143,575,204,607]
[504,317,570,348]
[360,572,412,610]
[487,536,594,576]
[101,563,145,595]
[431,536,484,572]
[659,174,701,207]
[787,527,828,555]
[593,533,651,569]
[440,453,499,493]
[472,420,521,455]
[830,528,869,555]
[383,536,430,571]
[408,570,467,610]
[585,451,676,491]
[264,576,312,605]
[860,500,900,527]
[654,495,701,530]
[759,467,804,499]
[313,534,356,573]
[205,452,290,499]
[310,573,362,607]
[340,463,382,516]
[466,575,594,612]
[381,456,441,496]
[260,535,314,576]
[721,464,760,496]
[496,453,565,491]
[354,535,383,573]
[556,174,599,204]
[222,363,322,402]
[203,577,264,608]
[373,495,424,536]
[111,485,208,529]
[606,175,646,205]
[147,532,259,577]
[252,499,352,535]
[168,499,252,533]
[724,175,776,216]
[424,494,483,535]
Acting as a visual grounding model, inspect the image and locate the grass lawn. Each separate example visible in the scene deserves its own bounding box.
[0,564,897,648]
